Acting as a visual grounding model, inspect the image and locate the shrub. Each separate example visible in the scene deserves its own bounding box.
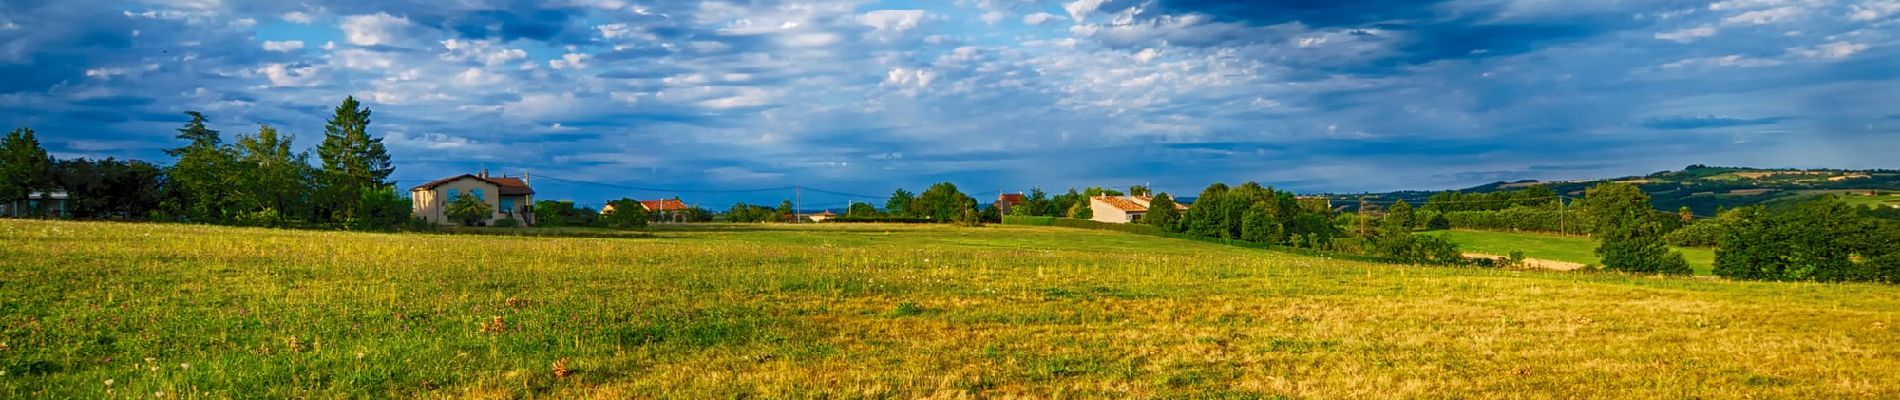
[1425,213,1451,230]
[493,217,520,228]
[1662,219,1725,247]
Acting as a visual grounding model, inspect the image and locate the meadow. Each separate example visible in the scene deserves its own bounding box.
[1418,229,1718,275]
[2,220,1897,398]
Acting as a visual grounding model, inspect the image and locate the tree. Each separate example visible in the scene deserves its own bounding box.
[914,182,974,222]
[52,158,163,219]
[0,127,54,216]
[232,124,312,225]
[1585,183,1690,274]
[1181,183,1230,238]
[1385,199,1416,234]
[601,199,649,228]
[1024,188,1051,216]
[1143,193,1182,230]
[533,200,578,226]
[955,198,984,227]
[445,193,495,226]
[1128,185,1151,197]
[316,96,395,223]
[885,189,916,218]
[846,202,880,218]
[1426,213,1452,230]
[1240,201,1281,243]
[1715,200,1894,282]
[777,200,796,222]
[163,112,239,223]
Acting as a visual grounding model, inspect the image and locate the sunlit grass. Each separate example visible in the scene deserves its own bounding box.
[1,220,1895,398]
[1419,229,1717,275]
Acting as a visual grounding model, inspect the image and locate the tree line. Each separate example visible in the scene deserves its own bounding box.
[0,97,411,230]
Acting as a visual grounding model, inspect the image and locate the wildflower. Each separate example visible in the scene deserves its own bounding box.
[105,379,114,386]
[551,358,572,378]
[179,363,189,370]
[480,316,506,334]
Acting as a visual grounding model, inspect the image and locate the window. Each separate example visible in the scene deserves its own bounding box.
[472,189,485,200]
[500,198,514,214]
[444,189,460,206]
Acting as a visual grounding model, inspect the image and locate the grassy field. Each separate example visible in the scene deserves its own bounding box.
[1418,229,1718,275]
[3,220,1898,398]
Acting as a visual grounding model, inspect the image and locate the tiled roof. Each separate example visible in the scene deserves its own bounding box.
[1093,196,1148,212]
[997,193,1026,204]
[410,174,535,195]
[641,199,690,212]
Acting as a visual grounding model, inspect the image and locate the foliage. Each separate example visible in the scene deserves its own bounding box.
[1374,234,1465,265]
[445,193,495,226]
[316,96,395,223]
[162,112,240,223]
[1142,193,1181,231]
[1425,212,1452,230]
[0,127,56,216]
[1714,199,1900,283]
[493,217,521,228]
[884,189,915,218]
[231,125,313,226]
[1587,183,1691,275]
[533,200,581,227]
[846,202,880,218]
[50,158,164,219]
[1423,185,1557,212]
[913,182,976,222]
[725,202,778,223]
[601,199,650,229]
[1385,199,1416,233]
[1441,206,1589,235]
[350,187,412,231]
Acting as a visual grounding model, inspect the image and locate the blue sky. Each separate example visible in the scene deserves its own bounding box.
[3,0,1897,209]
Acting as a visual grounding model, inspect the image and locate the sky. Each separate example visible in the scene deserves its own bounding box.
[2,0,1897,209]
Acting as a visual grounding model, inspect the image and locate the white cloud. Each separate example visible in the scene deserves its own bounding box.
[257,63,321,87]
[1662,54,1785,69]
[1790,41,1869,59]
[1133,48,1161,63]
[1850,1,1900,21]
[981,11,1006,25]
[1723,6,1803,25]
[441,39,527,66]
[281,11,312,24]
[781,32,841,47]
[549,53,591,69]
[882,67,935,88]
[858,10,927,33]
[1023,12,1062,26]
[1064,0,1107,22]
[340,13,416,47]
[261,40,304,52]
[333,48,397,70]
[1655,25,1717,42]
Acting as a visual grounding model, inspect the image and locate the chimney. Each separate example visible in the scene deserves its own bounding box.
[478,168,488,179]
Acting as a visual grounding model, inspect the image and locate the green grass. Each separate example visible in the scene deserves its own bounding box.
[1418,229,1717,275]
[2,220,1898,398]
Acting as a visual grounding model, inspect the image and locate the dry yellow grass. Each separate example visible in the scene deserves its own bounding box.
[1,219,1896,398]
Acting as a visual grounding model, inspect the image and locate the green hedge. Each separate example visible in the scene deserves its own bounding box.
[825,216,937,224]
[1001,215,1056,226]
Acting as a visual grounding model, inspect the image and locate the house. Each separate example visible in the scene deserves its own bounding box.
[410,170,535,226]
[803,210,838,222]
[641,199,691,223]
[0,191,70,218]
[994,193,1026,215]
[1088,195,1187,224]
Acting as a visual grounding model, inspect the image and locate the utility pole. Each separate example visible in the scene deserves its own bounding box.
[795,185,802,224]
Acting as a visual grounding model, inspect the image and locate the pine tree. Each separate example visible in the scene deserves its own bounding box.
[163,112,239,222]
[317,96,395,223]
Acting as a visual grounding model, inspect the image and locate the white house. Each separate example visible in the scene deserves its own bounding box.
[410,171,535,226]
[1089,195,1186,224]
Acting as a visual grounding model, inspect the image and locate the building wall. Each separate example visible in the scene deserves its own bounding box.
[413,177,503,225]
[1090,199,1134,224]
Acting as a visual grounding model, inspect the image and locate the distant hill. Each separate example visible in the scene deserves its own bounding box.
[1324,165,1900,215]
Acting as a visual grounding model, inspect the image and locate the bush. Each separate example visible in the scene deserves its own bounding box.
[1425,213,1451,230]
[1443,206,1588,235]
[827,216,937,223]
[1662,219,1725,247]
[1001,215,1057,226]
[493,217,520,228]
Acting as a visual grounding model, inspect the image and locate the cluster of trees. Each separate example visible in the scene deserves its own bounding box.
[0,97,411,230]
[1713,198,1900,283]
[884,182,991,223]
[1583,183,1692,274]
[1423,186,1558,212]
[1005,186,1130,220]
[726,201,791,223]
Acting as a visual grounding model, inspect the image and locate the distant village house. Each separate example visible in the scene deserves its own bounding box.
[994,193,1026,215]
[411,170,535,226]
[1088,195,1187,224]
[0,191,70,218]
